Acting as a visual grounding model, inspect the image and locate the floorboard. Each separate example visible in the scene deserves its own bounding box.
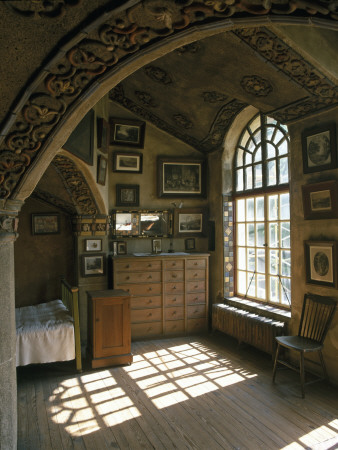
[17,333,338,450]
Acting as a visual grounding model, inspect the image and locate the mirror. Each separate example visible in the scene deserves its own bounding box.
[112,210,172,237]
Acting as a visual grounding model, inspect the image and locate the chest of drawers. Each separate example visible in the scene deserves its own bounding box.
[111,254,209,340]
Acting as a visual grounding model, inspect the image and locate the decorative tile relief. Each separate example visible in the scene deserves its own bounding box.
[223,194,234,298]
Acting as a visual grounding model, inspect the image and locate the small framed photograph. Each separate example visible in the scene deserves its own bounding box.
[174,208,207,236]
[97,155,107,186]
[302,123,337,173]
[32,213,60,235]
[85,239,102,252]
[185,238,196,251]
[152,238,162,253]
[304,241,337,287]
[302,180,338,220]
[81,253,106,277]
[116,184,139,207]
[113,152,143,173]
[97,117,109,153]
[158,157,206,197]
[110,118,145,148]
[117,241,127,255]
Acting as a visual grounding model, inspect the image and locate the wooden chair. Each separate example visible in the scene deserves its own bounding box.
[272,293,337,398]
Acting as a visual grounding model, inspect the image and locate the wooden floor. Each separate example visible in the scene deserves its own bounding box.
[17,333,338,450]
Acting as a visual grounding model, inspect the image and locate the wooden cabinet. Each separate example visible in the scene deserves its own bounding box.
[111,254,209,340]
[87,289,133,368]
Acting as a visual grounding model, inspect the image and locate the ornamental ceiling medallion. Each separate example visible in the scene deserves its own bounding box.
[52,155,98,215]
[241,75,273,97]
[0,0,337,199]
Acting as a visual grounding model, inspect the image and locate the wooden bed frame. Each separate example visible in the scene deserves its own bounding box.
[61,278,82,372]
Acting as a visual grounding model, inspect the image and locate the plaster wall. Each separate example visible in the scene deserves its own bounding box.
[289,108,338,382]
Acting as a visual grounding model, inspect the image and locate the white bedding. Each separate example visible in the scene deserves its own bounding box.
[16,299,75,366]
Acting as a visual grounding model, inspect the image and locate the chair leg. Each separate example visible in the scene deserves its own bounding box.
[272,343,280,383]
[318,350,328,380]
[300,351,305,398]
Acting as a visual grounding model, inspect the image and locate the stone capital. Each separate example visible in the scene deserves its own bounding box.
[0,199,24,244]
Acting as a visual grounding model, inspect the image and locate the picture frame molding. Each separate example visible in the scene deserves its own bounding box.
[152,238,162,253]
[81,253,106,277]
[113,152,143,173]
[302,123,337,174]
[174,207,207,236]
[110,118,145,148]
[117,241,127,255]
[32,213,60,235]
[302,180,338,220]
[157,157,206,198]
[185,237,196,251]
[97,117,109,153]
[97,154,107,186]
[116,184,140,207]
[304,240,337,288]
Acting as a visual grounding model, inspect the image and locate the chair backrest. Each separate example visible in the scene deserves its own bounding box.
[298,293,337,343]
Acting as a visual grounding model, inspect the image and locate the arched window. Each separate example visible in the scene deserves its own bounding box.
[233,114,291,307]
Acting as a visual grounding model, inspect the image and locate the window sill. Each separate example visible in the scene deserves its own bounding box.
[223,297,291,322]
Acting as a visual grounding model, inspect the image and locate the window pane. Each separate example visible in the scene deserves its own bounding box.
[279,157,289,184]
[237,271,247,295]
[254,164,263,188]
[256,197,264,221]
[237,148,244,166]
[269,249,279,274]
[269,195,278,220]
[246,198,254,221]
[245,151,252,165]
[269,223,279,247]
[237,223,246,246]
[248,138,256,152]
[236,169,244,191]
[278,138,288,156]
[245,167,253,189]
[254,146,262,162]
[281,222,290,248]
[267,143,276,159]
[267,160,276,186]
[247,248,255,271]
[256,223,265,247]
[247,223,255,246]
[257,248,265,273]
[280,193,290,219]
[247,272,256,297]
[240,130,250,147]
[270,277,279,302]
[238,247,246,270]
[236,199,245,221]
[281,277,291,306]
[273,130,284,145]
[257,274,266,299]
[281,250,291,276]
[250,115,261,132]
[266,126,274,141]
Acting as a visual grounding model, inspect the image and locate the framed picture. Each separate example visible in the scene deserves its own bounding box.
[302,123,337,173]
[85,239,102,252]
[110,118,145,148]
[97,117,109,153]
[97,155,107,186]
[63,110,94,165]
[81,253,106,277]
[152,238,162,253]
[302,180,338,220]
[116,184,139,207]
[304,241,337,287]
[158,158,206,197]
[32,213,60,235]
[117,241,127,255]
[185,238,195,251]
[113,152,143,173]
[174,208,207,236]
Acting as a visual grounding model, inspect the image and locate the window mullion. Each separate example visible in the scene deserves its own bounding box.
[264,193,269,302]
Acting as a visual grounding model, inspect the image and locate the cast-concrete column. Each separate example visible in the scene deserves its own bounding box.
[0,199,22,450]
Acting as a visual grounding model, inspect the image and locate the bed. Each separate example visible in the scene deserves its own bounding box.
[15,278,82,371]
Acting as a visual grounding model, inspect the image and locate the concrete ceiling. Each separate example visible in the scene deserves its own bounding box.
[109,26,338,154]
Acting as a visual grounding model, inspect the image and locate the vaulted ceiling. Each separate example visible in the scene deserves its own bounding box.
[109,26,338,154]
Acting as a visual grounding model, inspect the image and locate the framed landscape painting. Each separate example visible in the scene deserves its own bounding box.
[110,118,145,148]
[302,180,338,220]
[113,152,143,173]
[174,208,207,236]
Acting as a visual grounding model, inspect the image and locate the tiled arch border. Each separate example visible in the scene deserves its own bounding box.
[1,1,338,201]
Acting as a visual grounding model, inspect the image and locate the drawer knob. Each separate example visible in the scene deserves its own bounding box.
[194,262,198,266]
[195,285,198,289]
[126,276,130,280]
[148,287,152,291]
[148,313,152,317]
[172,274,177,278]
[126,264,130,268]
[148,275,152,279]
[173,286,176,290]
[194,273,198,277]
[148,263,152,267]
[148,299,152,304]
[173,298,176,302]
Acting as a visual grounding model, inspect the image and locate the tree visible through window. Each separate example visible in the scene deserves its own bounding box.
[233,114,291,307]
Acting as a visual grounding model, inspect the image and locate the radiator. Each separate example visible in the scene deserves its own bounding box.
[212,304,287,355]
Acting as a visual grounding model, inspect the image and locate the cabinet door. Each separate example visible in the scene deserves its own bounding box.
[94,297,131,358]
